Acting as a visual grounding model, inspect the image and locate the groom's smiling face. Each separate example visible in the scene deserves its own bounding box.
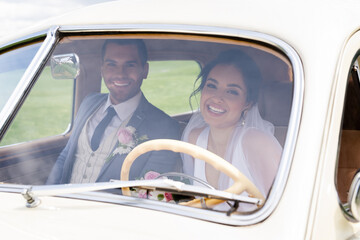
[101,43,149,105]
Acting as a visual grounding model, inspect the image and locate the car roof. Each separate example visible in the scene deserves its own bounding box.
[2,0,360,51]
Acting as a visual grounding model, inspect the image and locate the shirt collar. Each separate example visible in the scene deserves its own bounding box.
[103,91,142,121]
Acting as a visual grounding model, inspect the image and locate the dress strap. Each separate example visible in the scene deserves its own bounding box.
[193,127,210,185]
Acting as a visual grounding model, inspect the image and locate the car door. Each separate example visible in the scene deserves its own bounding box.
[311,29,360,239]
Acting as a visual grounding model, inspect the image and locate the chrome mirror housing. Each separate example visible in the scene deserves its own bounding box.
[50,53,80,79]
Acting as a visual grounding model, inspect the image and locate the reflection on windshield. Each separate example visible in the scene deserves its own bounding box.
[0,35,293,213]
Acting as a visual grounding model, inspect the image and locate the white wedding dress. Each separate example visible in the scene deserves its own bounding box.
[182,105,282,210]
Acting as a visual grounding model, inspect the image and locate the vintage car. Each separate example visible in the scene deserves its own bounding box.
[1,0,360,239]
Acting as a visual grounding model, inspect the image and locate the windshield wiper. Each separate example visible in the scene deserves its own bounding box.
[22,179,262,212]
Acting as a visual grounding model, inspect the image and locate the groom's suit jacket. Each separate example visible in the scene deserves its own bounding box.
[47,93,181,184]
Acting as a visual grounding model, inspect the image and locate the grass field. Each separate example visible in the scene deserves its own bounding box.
[143,61,200,114]
[1,61,200,146]
[102,61,201,114]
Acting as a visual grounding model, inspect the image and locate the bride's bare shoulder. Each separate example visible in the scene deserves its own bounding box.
[188,127,205,145]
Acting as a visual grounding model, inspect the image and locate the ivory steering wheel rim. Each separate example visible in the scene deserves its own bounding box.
[120,139,265,208]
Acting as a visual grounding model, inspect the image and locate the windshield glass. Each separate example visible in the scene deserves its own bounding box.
[0,34,293,213]
[0,42,41,111]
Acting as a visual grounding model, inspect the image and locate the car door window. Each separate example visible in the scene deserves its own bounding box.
[336,57,360,203]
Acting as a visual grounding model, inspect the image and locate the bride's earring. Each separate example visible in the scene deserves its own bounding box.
[241,109,248,126]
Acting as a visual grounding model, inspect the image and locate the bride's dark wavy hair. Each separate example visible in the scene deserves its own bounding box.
[189,49,263,109]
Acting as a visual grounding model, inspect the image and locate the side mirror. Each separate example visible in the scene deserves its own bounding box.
[50,53,80,79]
[347,171,360,222]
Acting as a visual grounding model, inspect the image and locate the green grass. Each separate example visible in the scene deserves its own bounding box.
[143,61,200,114]
[0,70,26,110]
[0,67,73,146]
[1,61,200,146]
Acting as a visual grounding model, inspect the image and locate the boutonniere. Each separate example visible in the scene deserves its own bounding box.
[105,126,148,161]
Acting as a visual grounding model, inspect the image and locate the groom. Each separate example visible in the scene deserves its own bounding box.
[47,39,181,184]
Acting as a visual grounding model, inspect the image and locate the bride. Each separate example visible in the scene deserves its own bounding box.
[182,49,282,202]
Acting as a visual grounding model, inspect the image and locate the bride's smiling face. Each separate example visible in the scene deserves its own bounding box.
[200,64,251,129]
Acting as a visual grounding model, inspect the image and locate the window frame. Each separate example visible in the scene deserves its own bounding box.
[0,24,304,225]
[0,27,58,141]
[334,31,360,222]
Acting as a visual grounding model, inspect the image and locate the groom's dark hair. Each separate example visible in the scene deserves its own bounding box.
[101,39,148,66]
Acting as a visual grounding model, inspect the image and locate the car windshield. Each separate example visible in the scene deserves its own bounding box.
[0,33,293,214]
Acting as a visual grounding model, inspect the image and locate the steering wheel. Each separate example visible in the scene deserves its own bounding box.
[120,139,265,208]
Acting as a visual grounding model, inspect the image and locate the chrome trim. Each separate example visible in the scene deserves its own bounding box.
[0,186,263,225]
[0,184,261,225]
[0,26,59,138]
[349,173,360,221]
[21,180,260,208]
[0,24,304,226]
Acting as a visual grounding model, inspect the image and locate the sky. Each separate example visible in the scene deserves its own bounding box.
[0,0,113,38]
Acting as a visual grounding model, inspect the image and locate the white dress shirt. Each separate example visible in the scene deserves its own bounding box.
[87,91,142,142]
